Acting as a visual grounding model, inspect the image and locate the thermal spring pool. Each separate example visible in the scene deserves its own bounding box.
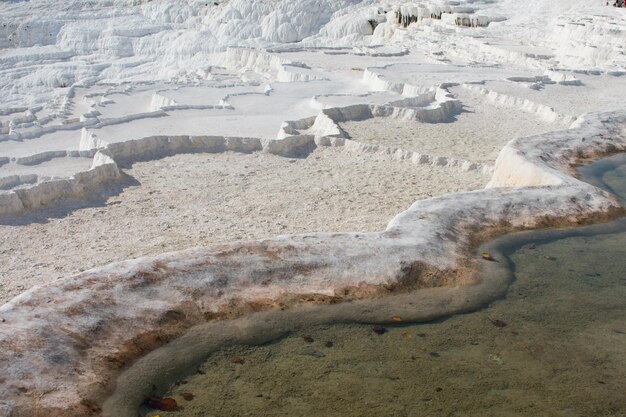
[130,156,626,417]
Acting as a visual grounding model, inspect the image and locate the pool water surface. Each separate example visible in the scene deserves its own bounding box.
[144,154,626,417]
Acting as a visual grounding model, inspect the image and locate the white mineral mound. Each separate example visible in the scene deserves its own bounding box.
[0,0,375,108]
[1,0,625,109]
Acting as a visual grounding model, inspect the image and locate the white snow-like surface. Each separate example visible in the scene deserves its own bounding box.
[0,0,626,415]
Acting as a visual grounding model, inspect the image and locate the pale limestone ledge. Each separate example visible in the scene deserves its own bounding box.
[0,84,469,218]
[0,110,625,417]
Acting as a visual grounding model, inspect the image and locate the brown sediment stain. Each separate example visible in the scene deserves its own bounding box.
[104,261,183,291]
[568,141,626,177]
[79,399,102,414]
[208,241,275,258]
[155,302,204,326]
[197,260,466,321]
[465,204,626,256]
[196,265,480,326]
[62,275,118,292]
[164,261,468,326]
[60,326,92,351]
[263,244,286,260]
[64,304,87,317]
[390,260,478,291]
[98,306,204,374]
[202,292,345,321]
[129,270,169,289]
[337,282,388,299]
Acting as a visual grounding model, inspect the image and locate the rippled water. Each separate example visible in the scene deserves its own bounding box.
[145,154,626,417]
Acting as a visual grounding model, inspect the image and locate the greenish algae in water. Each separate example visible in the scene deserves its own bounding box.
[148,154,626,417]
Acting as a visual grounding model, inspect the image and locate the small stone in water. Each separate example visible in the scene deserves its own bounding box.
[481,252,497,262]
[145,397,177,411]
[489,318,507,328]
[373,326,388,335]
[181,392,194,401]
[304,348,325,358]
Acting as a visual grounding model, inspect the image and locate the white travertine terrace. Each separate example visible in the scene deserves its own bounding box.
[1,109,625,417]
[1,54,496,217]
[1,0,625,415]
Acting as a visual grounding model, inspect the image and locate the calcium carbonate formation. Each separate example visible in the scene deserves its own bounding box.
[0,0,625,415]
